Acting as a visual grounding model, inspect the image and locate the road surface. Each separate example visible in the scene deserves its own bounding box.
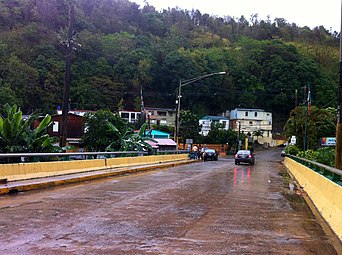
[0,149,340,254]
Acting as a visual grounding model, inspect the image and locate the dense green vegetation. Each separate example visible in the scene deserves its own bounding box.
[0,0,339,132]
[83,109,154,152]
[285,145,336,167]
[283,106,336,150]
[0,104,61,161]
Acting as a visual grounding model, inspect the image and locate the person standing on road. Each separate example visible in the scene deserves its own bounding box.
[193,145,198,159]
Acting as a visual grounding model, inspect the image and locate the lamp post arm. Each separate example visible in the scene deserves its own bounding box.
[175,71,225,152]
[180,72,226,87]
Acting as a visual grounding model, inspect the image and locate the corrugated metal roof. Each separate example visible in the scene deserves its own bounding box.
[146,138,177,147]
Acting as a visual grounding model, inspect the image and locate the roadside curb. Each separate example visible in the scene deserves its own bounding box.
[0,159,197,195]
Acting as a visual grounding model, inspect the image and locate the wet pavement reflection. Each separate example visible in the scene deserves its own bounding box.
[0,149,340,254]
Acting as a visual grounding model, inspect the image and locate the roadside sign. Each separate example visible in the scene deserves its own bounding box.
[321,137,336,146]
[290,136,296,145]
[186,139,193,144]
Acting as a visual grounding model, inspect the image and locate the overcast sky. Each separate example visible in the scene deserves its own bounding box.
[134,0,341,32]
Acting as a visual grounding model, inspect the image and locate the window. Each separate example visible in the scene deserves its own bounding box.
[249,121,253,126]
[158,111,167,116]
[245,111,248,116]
[221,121,226,127]
[130,113,136,120]
[255,112,257,117]
[121,113,129,119]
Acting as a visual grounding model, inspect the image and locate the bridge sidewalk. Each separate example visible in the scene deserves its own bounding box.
[0,159,195,195]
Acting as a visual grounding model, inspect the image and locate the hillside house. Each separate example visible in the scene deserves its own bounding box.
[199,116,229,136]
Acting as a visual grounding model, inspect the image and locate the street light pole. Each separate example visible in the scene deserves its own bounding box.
[174,72,226,151]
[335,0,342,168]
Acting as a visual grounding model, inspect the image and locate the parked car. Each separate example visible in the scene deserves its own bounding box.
[235,150,255,165]
[203,148,219,161]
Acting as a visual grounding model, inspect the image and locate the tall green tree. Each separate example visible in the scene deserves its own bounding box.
[179,110,201,144]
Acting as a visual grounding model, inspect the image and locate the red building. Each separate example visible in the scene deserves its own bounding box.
[35,113,85,151]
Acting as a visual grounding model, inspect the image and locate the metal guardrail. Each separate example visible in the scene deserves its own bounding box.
[0,151,147,159]
[155,150,190,154]
[0,150,190,163]
[288,154,342,185]
[0,151,148,163]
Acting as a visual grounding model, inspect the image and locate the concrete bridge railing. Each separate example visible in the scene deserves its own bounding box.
[0,152,189,182]
[284,156,342,241]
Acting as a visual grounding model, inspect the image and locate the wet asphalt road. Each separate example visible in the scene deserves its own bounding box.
[0,149,339,255]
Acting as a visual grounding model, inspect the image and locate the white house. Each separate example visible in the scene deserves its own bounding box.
[119,110,141,123]
[199,116,229,136]
[229,108,273,146]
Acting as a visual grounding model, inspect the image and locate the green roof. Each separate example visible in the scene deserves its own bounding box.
[200,115,229,121]
[144,129,170,138]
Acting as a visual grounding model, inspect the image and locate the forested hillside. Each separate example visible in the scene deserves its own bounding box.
[0,0,339,131]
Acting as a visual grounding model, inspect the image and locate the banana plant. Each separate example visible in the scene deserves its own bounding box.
[106,123,156,152]
[0,104,30,152]
[22,114,62,153]
[0,104,61,153]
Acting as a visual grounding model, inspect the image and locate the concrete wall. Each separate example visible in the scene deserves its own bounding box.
[0,154,188,182]
[284,157,342,241]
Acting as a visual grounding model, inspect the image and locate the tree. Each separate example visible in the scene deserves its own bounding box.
[179,110,201,144]
[82,110,126,151]
[203,123,237,145]
[283,106,336,150]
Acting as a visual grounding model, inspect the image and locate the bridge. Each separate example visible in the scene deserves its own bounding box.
[0,149,341,254]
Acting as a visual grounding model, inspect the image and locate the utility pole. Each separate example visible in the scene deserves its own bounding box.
[335,0,342,169]
[236,121,241,152]
[60,5,75,148]
[140,85,145,126]
[303,84,310,151]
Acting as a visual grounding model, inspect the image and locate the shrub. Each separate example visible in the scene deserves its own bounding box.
[315,147,335,167]
[297,149,319,161]
[285,145,299,155]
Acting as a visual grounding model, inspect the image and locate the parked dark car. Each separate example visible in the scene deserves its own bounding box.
[203,148,219,161]
[235,150,255,165]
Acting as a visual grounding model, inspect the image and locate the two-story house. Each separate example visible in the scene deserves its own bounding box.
[229,108,273,146]
[144,107,175,127]
[199,116,229,136]
[119,108,176,127]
